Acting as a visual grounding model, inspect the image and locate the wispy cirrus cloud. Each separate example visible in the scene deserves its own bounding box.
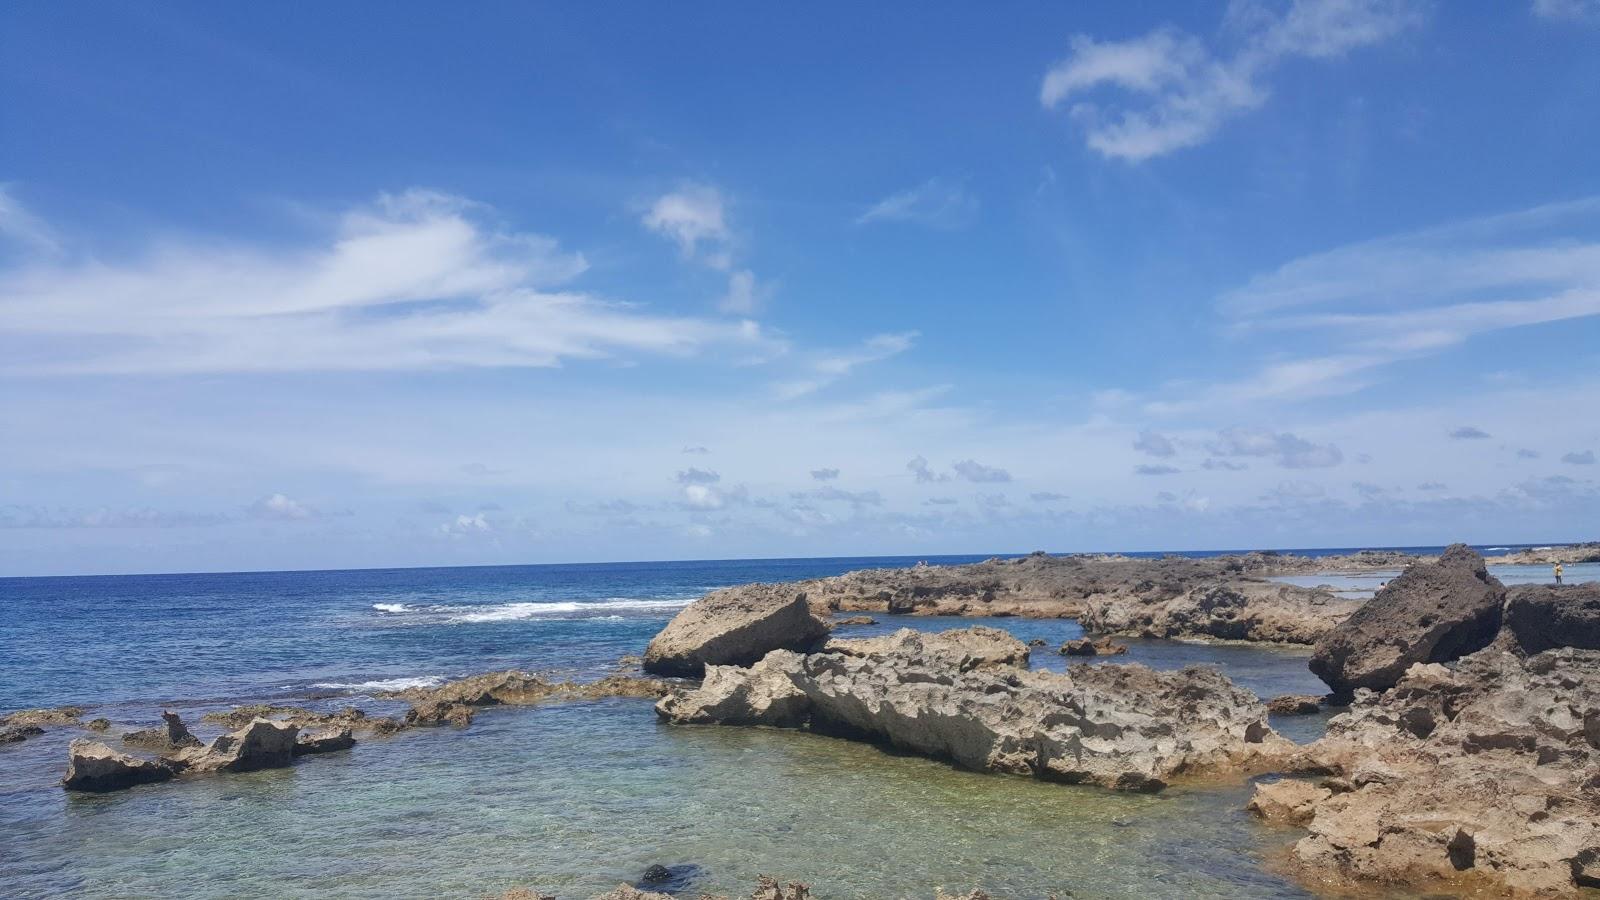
[0,189,782,375]
[774,331,918,399]
[856,177,978,230]
[1040,0,1424,161]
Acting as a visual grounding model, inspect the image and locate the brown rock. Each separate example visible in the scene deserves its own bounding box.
[174,718,299,773]
[1310,544,1504,697]
[1246,779,1331,826]
[405,701,476,728]
[294,728,356,755]
[122,710,203,751]
[62,740,175,792]
[1500,582,1600,654]
[2,706,86,728]
[1,725,45,744]
[832,615,877,626]
[1266,694,1322,716]
[1060,636,1127,657]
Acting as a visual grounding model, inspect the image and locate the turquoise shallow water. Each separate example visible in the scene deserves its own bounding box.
[1,554,1570,898]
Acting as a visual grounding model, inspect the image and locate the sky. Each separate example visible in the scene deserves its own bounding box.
[2,1,1599,576]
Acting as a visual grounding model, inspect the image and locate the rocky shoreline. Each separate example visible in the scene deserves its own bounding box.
[642,544,1600,895]
[8,542,1597,896]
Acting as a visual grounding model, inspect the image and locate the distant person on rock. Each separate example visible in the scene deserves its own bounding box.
[1554,563,1563,585]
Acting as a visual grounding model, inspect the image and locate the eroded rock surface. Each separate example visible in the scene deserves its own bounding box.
[644,585,830,676]
[823,625,1029,671]
[1281,647,1600,895]
[658,627,1288,791]
[1309,544,1505,697]
[174,718,299,773]
[122,710,203,751]
[1265,694,1322,716]
[1060,636,1126,657]
[62,740,175,792]
[1499,582,1600,654]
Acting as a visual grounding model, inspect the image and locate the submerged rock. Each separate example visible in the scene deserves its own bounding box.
[389,671,671,728]
[1060,636,1126,657]
[1309,544,1505,698]
[122,710,203,751]
[405,701,476,729]
[1,725,45,744]
[659,627,1288,791]
[1283,647,1600,895]
[2,706,86,728]
[643,584,830,677]
[831,615,878,626]
[62,740,175,792]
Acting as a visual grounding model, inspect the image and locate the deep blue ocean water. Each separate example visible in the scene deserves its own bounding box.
[0,547,1587,899]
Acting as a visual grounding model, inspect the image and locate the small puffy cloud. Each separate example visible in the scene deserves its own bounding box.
[1449,426,1491,440]
[1417,481,1448,491]
[790,486,883,508]
[250,492,315,521]
[680,483,748,510]
[1132,430,1177,458]
[1207,426,1343,469]
[856,177,978,230]
[1563,450,1597,465]
[810,467,840,481]
[1029,492,1068,502]
[907,456,950,484]
[1135,464,1180,476]
[675,467,721,485]
[1517,448,1541,460]
[682,446,710,455]
[719,269,768,315]
[924,497,959,506]
[641,183,728,257]
[1202,458,1249,471]
[439,512,492,536]
[952,459,1012,483]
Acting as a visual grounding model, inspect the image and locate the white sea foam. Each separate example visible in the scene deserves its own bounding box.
[313,675,447,692]
[372,603,410,613]
[445,598,690,624]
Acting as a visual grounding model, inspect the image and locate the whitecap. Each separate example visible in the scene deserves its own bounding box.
[312,675,447,692]
[444,597,690,624]
[372,603,410,613]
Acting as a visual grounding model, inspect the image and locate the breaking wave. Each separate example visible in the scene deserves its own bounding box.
[312,675,447,692]
[369,597,692,625]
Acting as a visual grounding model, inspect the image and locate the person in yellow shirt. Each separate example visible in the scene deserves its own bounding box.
[1554,562,1564,585]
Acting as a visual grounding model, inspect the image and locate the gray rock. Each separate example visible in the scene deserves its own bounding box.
[62,740,175,792]
[1266,694,1323,716]
[1060,636,1127,657]
[658,627,1288,791]
[293,728,356,755]
[1310,544,1504,697]
[644,584,830,677]
[1500,582,1600,654]
[174,718,299,773]
[122,710,203,751]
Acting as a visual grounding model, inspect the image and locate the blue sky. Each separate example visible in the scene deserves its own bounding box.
[2,1,1599,575]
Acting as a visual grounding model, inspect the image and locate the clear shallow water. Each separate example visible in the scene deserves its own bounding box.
[1269,562,1598,599]
[0,551,1554,898]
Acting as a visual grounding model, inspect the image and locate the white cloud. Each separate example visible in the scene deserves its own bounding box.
[856,177,979,229]
[641,184,729,257]
[1533,0,1600,21]
[774,331,917,399]
[1040,0,1423,160]
[810,467,840,481]
[1207,427,1343,468]
[952,459,1012,483]
[439,512,492,536]
[0,185,61,256]
[0,189,781,375]
[1133,429,1176,457]
[906,455,949,484]
[675,467,721,485]
[250,492,315,520]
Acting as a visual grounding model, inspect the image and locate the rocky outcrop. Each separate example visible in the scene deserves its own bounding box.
[1,724,45,744]
[202,704,406,735]
[2,705,86,728]
[389,671,671,728]
[62,741,175,792]
[1265,694,1322,716]
[644,585,830,676]
[823,625,1029,671]
[122,710,203,751]
[1247,778,1331,826]
[1499,582,1600,654]
[173,718,299,773]
[1077,579,1352,645]
[1309,544,1505,698]
[658,627,1289,792]
[1484,542,1600,566]
[831,615,877,626]
[1279,647,1600,895]
[1060,636,1126,656]
[294,728,356,755]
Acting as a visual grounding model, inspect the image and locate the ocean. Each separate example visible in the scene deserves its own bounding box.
[0,549,1590,899]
